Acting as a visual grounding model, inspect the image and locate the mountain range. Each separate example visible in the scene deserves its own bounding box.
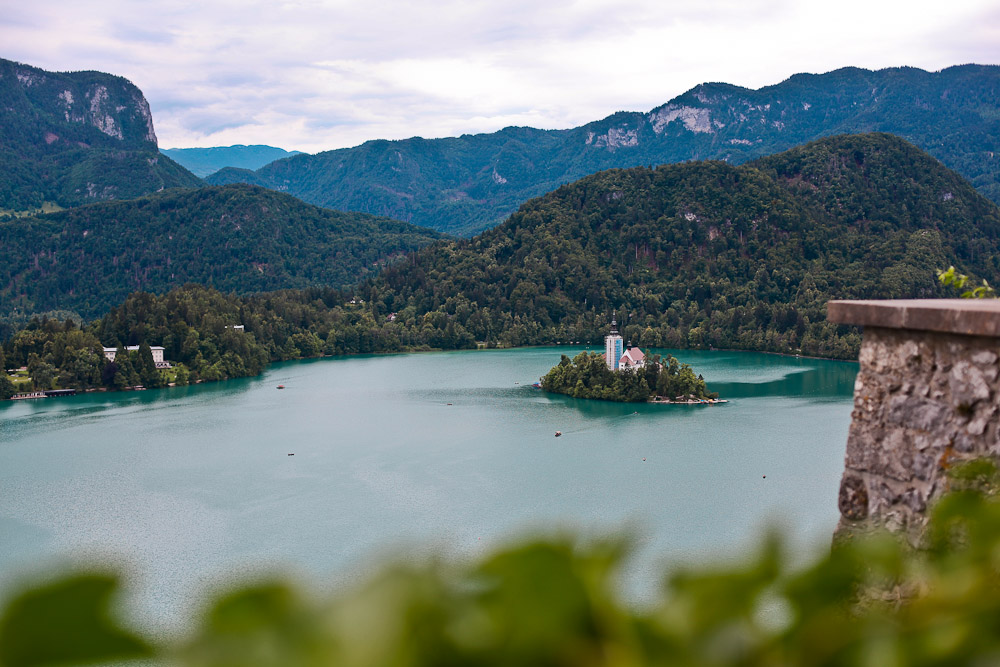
[208,65,1000,236]
[161,144,303,178]
[0,58,200,213]
[3,56,1000,360]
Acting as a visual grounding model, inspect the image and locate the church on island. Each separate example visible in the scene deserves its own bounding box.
[604,315,645,371]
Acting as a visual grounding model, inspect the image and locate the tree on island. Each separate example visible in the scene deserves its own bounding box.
[540,351,717,403]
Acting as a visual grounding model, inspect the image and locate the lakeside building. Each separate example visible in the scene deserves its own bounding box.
[102,346,171,369]
[604,315,646,370]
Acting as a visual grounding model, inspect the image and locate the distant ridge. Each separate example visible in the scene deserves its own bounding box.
[162,144,303,178]
[209,65,1000,236]
[0,58,201,212]
[0,184,442,318]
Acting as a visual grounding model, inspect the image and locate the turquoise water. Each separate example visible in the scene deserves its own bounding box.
[0,347,857,630]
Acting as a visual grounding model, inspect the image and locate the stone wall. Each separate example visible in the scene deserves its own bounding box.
[828,299,1000,543]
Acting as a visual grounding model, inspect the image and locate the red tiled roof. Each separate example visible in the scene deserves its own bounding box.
[619,348,645,366]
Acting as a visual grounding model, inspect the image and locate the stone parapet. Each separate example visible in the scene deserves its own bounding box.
[828,299,1000,543]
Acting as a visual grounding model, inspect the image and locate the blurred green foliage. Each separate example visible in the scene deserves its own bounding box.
[5,462,1000,666]
[0,574,152,666]
[938,266,997,299]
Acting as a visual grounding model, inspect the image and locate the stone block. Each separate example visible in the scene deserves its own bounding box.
[838,474,868,521]
[971,350,998,367]
[886,394,950,432]
[949,360,991,407]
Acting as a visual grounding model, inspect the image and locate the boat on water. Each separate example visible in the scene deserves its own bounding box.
[11,391,47,400]
[11,388,80,400]
[277,385,285,389]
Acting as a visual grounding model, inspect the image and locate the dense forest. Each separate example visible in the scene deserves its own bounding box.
[0,184,442,318]
[0,282,478,398]
[356,133,1000,359]
[210,65,1000,235]
[0,58,201,212]
[541,351,716,402]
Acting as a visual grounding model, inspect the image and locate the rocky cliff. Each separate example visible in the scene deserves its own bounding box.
[0,58,201,211]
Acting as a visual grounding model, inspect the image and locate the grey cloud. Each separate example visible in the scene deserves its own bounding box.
[2,0,996,153]
[926,7,1000,62]
[109,23,177,46]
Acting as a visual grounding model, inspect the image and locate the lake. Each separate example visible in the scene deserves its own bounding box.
[0,346,857,631]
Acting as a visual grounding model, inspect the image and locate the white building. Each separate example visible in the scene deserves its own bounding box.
[605,314,648,371]
[619,347,646,370]
[604,315,623,370]
[103,346,170,368]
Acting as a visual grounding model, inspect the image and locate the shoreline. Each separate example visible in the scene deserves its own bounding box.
[3,342,852,404]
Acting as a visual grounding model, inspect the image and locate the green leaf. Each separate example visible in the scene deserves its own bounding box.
[0,573,152,666]
[180,583,336,667]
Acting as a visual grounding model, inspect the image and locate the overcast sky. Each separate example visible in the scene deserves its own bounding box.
[3,0,999,154]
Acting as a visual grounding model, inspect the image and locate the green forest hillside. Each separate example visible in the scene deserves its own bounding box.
[0,58,201,212]
[355,133,1000,358]
[209,65,1000,235]
[0,184,442,319]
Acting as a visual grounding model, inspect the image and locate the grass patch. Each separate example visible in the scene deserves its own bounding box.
[0,201,64,218]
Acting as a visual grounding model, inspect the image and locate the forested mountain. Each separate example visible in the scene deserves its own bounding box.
[8,133,998,395]
[0,184,442,318]
[0,58,202,212]
[206,166,272,188]
[208,65,1000,236]
[161,144,303,178]
[351,133,1000,358]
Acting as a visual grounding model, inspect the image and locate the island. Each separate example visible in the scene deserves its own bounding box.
[539,316,721,403]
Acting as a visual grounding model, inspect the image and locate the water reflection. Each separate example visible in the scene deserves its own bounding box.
[708,361,858,400]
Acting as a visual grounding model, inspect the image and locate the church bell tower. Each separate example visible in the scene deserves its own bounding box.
[604,312,623,370]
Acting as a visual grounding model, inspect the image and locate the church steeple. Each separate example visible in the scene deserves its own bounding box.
[605,310,623,370]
